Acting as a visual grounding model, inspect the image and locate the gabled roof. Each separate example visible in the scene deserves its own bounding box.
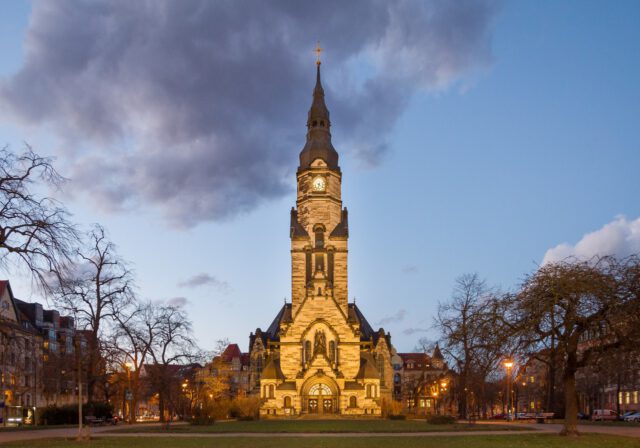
[356,353,380,380]
[398,353,435,371]
[349,303,376,342]
[432,343,444,360]
[220,344,242,362]
[290,208,309,239]
[261,357,285,380]
[329,208,348,239]
[263,303,292,342]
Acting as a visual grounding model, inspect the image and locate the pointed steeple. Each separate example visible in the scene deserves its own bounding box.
[298,59,340,171]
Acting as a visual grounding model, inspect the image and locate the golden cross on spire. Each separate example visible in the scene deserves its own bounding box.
[314,41,323,65]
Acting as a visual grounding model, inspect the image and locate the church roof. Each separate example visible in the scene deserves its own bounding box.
[329,208,348,239]
[432,343,444,360]
[344,381,364,390]
[263,303,293,343]
[220,344,242,362]
[290,208,309,239]
[349,303,375,342]
[298,63,340,171]
[261,357,285,380]
[356,353,380,380]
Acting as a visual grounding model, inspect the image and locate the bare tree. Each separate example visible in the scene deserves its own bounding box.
[146,304,197,424]
[510,255,640,436]
[435,273,514,419]
[54,224,135,404]
[0,145,77,291]
[108,301,160,423]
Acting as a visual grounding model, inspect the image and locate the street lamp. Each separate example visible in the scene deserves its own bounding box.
[504,360,514,420]
[439,380,448,415]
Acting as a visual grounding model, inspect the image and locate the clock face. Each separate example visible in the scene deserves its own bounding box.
[312,176,326,192]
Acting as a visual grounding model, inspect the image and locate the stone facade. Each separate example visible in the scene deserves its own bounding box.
[249,63,393,417]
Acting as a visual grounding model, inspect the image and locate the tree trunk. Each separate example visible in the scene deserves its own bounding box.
[561,354,579,436]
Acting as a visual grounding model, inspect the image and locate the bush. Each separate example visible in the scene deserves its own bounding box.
[426,414,456,424]
[229,396,261,420]
[381,399,404,418]
[38,402,114,425]
[388,414,406,420]
[191,406,215,425]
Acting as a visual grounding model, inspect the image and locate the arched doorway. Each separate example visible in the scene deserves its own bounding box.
[304,382,337,414]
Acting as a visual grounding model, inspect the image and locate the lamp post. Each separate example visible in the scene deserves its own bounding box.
[440,380,448,415]
[504,360,514,420]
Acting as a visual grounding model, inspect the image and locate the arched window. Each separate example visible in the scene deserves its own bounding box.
[329,341,335,362]
[377,356,385,386]
[349,396,357,408]
[308,383,332,396]
[284,396,292,408]
[268,384,275,398]
[315,228,324,248]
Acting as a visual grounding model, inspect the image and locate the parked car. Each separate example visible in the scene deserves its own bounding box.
[489,413,506,420]
[592,409,618,421]
[620,411,636,421]
[624,412,640,422]
[577,412,589,420]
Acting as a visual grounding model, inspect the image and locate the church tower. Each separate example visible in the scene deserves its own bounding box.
[249,54,393,417]
[290,61,349,316]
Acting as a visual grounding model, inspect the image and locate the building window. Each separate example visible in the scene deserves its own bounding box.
[634,391,638,404]
[394,373,401,384]
[366,384,376,398]
[309,383,332,396]
[619,392,623,405]
[329,341,335,362]
[284,396,292,408]
[315,253,324,272]
[377,356,385,386]
[625,392,631,405]
[315,228,324,248]
[349,396,357,408]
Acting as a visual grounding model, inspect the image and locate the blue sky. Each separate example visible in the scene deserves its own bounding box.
[1,0,639,352]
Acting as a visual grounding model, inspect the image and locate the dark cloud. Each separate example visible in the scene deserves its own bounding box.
[402,265,419,274]
[376,309,406,326]
[167,296,189,307]
[403,327,430,335]
[0,0,498,227]
[178,273,229,292]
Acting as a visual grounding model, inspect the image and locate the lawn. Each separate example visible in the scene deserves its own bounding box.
[106,419,524,433]
[1,434,638,448]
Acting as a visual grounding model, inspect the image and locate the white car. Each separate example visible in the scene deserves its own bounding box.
[624,412,640,422]
[592,409,618,421]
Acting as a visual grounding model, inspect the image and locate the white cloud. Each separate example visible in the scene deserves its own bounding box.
[542,216,640,265]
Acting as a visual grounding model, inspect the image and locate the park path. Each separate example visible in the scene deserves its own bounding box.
[475,420,640,438]
[0,422,169,445]
[2,421,640,444]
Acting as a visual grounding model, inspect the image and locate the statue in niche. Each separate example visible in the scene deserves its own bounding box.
[313,329,327,356]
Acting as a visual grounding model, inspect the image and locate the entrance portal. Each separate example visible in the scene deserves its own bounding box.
[306,383,335,414]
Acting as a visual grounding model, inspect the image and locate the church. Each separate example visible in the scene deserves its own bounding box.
[247,59,394,417]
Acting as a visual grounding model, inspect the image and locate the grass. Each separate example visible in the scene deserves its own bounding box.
[0,425,78,432]
[1,434,638,448]
[106,419,525,433]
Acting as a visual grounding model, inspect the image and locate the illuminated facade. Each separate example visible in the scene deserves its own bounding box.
[249,62,393,416]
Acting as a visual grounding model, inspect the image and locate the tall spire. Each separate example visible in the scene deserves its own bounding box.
[298,44,339,171]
